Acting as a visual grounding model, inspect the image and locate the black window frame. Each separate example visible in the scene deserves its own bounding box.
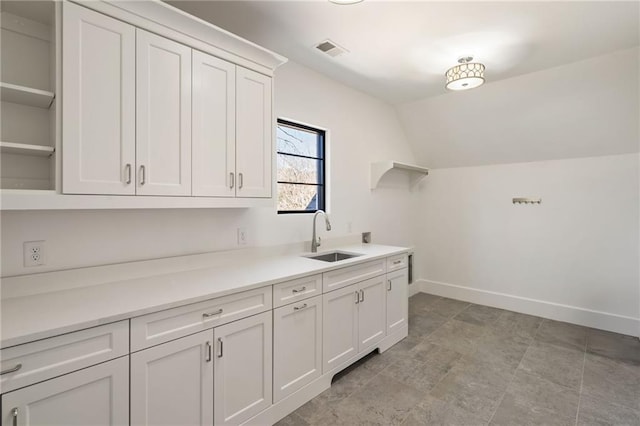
[276,118,326,214]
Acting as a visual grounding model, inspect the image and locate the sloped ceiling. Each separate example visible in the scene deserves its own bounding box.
[167,1,639,168]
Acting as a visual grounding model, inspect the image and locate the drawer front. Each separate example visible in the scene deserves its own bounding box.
[273,274,322,308]
[131,286,272,351]
[323,259,387,293]
[0,321,129,393]
[387,253,409,272]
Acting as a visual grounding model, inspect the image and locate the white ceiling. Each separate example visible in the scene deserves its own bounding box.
[168,0,639,104]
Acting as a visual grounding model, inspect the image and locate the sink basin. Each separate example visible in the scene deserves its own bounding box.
[305,251,363,262]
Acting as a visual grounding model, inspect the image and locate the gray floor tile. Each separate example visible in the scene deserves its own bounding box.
[402,395,487,426]
[489,311,543,343]
[323,374,422,425]
[490,371,579,426]
[275,412,310,426]
[468,329,531,372]
[455,304,504,326]
[426,319,487,355]
[518,340,584,389]
[577,394,640,426]
[381,341,462,393]
[429,357,514,422]
[408,310,448,339]
[582,353,640,411]
[535,319,588,351]
[427,297,471,319]
[408,293,441,316]
[586,328,640,366]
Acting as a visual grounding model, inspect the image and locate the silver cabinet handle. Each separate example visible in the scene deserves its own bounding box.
[125,164,132,184]
[293,303,308,311]
[355,291,360,304]
[12,407,18,426]
[1,364,22,375]
[139,165,146,185]
[203,309,223,319]
[205,341,212,362]
[229,172,235,189]
[393,260,402,265]
[359,290,365,303]
[238,173,243,189]
[292,286,306,294]
[217,338,223,358]
[387,280,392,291]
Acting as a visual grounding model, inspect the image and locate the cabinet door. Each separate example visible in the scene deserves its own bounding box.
[386,269,408,336]
[273,295,322,402]
[130,330,213,426]
[136,29,191,196]
[1,356,128,426]
[192,50,236,197]
[235,67,272,198]
[357,276,387,352]
[322,284,359,373]
[62,2,135,195]
[214,311,272,425]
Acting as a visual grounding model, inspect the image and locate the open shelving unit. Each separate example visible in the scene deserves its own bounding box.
[0,1,58,191]
[370,161,429,189]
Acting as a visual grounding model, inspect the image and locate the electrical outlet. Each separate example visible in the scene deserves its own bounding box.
[237,228,248,246]
[347,222,353,233]
[24,241,46,267]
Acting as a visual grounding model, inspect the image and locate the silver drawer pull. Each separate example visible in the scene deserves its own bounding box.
[360,290,365,303]
[217,338,223,358]
[293,303,308,311]
[229,172,235,189]
[203,309,223,319]
[125,163,132,184]
[355,291,360,304]
[393,260,402,265]
[238,173,244,189]
[12,407,18,426]
[292,286,306,294]
[205,341,212,362]
[1,364,22,375]
[387,280,392,291]
[139,165,146,186]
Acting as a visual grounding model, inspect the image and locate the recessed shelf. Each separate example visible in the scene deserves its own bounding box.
[0,141,55,157]
[0,82,55,109]
[370,161,429,189]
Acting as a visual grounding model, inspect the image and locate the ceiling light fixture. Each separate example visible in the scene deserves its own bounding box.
[328,0,364,5]
[445,56,485,91]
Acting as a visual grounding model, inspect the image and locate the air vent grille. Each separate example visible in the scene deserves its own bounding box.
[315,39,348,57]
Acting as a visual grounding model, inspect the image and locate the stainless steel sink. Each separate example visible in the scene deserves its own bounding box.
[305,251,363,262]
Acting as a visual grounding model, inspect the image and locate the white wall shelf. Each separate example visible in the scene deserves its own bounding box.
[0,141,55,157]
[370,161,429,189]
[0,82,55,109]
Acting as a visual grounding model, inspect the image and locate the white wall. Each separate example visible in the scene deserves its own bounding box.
[397,48,639,168]
[403,49,640,335]
[0,60,417,277]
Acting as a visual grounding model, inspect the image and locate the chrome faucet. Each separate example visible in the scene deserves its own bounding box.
[311,210,331,253]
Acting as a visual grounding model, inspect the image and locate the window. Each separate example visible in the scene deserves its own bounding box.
[276,119,325,213]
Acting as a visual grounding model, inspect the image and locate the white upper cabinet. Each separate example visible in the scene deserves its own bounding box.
[192,50,236,197]
[136,29,192,196]
[62,2,136,195]
[236,67,273,198]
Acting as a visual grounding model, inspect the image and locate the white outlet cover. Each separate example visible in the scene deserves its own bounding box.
[24,240,46,267]
[237,228,248,246]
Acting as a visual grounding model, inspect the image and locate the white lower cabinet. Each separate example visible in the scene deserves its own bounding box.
[130,330,214,426]
[356,275,387,352]
[214,311,273,425]
[273,295,322,402]
[386,268,409,335]
[1,356,129,426]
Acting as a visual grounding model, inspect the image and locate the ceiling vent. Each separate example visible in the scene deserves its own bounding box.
[315,39,348,57]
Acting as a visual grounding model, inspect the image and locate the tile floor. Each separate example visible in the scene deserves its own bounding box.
[276,293,640,426]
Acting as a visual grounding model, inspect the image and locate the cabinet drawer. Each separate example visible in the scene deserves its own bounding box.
[323,259,386,293]
[387,253,408,272]
[273,274,322,308]
[0,321,129,393]
[131,286,272,351]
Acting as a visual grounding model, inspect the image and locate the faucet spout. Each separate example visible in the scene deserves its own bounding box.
[311,210,331,253]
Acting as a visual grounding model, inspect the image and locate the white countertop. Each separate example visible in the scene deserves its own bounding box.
[1,244,408,348]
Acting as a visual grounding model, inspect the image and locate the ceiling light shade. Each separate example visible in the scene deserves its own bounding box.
[445,57,485,91]
[328,0,364,4]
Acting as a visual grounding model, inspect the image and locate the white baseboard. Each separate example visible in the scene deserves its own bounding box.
[416,279,640,337]
[408,282,420,297]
